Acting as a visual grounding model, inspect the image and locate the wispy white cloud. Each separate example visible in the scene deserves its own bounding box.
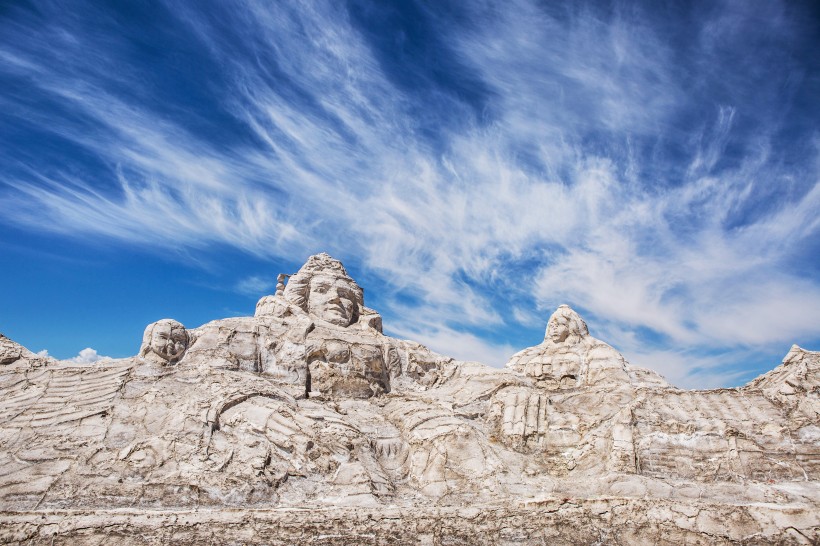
[512,306,542,327]
[0,0,817,386]
[386,320,518,369]
[235,275,275,297]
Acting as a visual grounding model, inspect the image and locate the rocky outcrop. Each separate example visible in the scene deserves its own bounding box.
[0,253,817,544]
[0,333,54,368]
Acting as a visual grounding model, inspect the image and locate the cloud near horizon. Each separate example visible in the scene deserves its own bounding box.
[1,1,818,388]
[64,348,112,365]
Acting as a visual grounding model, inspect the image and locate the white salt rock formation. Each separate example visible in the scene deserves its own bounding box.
[0,253,817,544]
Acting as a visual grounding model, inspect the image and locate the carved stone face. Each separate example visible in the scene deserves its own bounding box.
[547,316,570,343]
[146,320,188,363]
[544,305,588,345]
[308,274,360,327]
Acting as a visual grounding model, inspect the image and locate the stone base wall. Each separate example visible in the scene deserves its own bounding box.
[2,499,817,546]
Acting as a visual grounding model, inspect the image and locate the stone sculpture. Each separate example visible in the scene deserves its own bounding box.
[138,319,189,365]
[0,253,817,545]
[275,273,288,296]
[283,253,364,327]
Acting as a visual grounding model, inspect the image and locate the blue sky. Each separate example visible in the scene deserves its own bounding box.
[1,0,818,387]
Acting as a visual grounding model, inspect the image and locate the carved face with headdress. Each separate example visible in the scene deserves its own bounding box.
[283,253,364,327]
[545,305,589,345]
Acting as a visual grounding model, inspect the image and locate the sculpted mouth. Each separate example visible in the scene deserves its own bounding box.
[327,303,350,316]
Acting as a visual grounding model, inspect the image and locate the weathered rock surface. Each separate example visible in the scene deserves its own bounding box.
[0,334,54,368]
[0,253,817,544]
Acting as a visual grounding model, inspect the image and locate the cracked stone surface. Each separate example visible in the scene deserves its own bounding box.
[0,253,817,544]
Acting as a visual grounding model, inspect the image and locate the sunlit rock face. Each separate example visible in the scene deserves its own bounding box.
[0,333,54,368]
[505,304,666,390]
[491,305,670,468]
[0,253,818,545]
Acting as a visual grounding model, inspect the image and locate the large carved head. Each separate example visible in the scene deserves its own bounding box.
[545,305,589,345]
[140,319,189,364]
[283,253,364,327]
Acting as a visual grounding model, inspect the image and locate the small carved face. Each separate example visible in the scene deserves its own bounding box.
[547,316,570,343]
[149,321,188,362]
[308,274,360,327]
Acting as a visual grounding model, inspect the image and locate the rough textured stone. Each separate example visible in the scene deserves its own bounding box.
[0,253,817,544]
[0,333,54,367]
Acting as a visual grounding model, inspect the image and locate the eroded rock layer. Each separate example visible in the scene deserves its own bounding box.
[0,253,817,544]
